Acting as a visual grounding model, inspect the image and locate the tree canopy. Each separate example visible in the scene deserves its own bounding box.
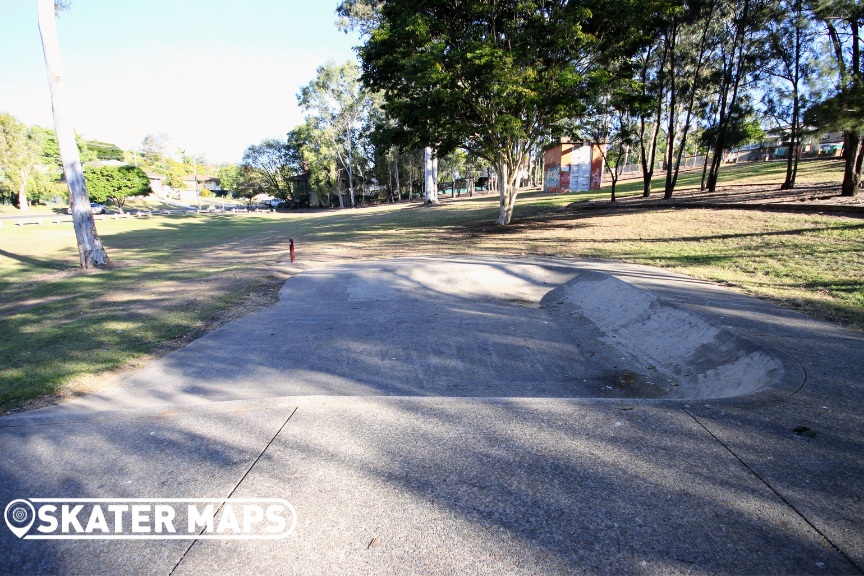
[360,0,649,223]
[83,165,151,212]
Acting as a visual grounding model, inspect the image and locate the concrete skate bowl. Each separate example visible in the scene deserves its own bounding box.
[264,257,803,403]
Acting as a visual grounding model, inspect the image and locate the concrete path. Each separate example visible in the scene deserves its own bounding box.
[1,257,862,575]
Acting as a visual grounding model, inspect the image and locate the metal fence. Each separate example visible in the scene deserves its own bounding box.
[616,154,710,178]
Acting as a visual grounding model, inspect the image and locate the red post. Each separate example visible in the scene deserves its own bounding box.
[289,238,295,263]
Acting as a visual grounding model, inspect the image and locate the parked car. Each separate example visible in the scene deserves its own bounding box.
[67,202,107,215]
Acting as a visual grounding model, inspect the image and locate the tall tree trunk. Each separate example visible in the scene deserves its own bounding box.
[638,43,668,198]
[666,10,713,198]
[17,179,30,211]
[842,130,864,196]
[37,0,108,268]
[408,162,413,200]
[424,147,438,203]
[707,0,751,193]
[662,20,679,199]
[700,150,711,190]
[496,160,516,225]
[394,153,401,202]
[782,0,803,191]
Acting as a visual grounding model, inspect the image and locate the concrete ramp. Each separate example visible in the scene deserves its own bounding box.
[557,270,789,399]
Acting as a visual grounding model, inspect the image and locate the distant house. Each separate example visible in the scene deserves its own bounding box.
[182,175,222,193]
[734,128,845,163]
[144,171,166,197]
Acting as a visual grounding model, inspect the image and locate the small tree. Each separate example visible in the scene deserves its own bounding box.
[83,165,151,213]
[0,113,44,210]
[240,139,297,201]
[568,84,639,202]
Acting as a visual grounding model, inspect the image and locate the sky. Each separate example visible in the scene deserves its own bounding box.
[0,0,360,164]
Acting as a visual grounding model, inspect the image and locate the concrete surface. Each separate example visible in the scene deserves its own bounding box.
[1,257,862,575]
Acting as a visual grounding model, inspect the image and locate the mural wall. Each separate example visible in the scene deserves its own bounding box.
[544,141,604,193]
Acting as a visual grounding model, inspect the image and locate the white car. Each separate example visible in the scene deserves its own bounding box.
[67,202,107,215]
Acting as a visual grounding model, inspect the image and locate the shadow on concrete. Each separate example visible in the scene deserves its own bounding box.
[1,257,862,573]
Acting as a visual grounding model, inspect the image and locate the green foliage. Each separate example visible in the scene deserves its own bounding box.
[0,113,45,208]
[700,116,765,150]
[30,126,96,174]
[83,165,151,210]
[240,138,298,199]
[25,170,63,205]
[298,60,379,207]
[215,163,241,194]
[335,0,382,34]
[289,118,339,205]
[86,140,124,161]
[233,165,266,203]
[805,87,864,134]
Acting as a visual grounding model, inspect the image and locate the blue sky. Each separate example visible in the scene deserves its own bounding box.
[0,0,360,163]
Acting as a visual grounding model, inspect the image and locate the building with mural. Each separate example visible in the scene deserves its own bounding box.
[544,140,604,193]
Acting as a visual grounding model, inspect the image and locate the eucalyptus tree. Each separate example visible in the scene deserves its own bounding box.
[37,0,108,267]
[633,43,668,197]
[299,61,378,209]
[360,0,648,225]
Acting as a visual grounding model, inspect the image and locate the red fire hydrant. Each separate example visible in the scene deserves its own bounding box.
[289,238,295,263]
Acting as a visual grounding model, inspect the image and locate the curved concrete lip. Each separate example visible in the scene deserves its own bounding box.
[5,256,806,422]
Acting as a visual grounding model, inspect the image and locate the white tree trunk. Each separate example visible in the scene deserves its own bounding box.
[424,147,438,203]
[38,0,108,268]
[347,146,356,208]
[18,178,30,211]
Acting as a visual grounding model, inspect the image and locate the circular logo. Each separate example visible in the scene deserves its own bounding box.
[4,499,35,538]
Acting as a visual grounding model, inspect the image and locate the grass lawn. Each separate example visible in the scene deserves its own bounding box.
[608,156,845,196]
[0,159,861,411]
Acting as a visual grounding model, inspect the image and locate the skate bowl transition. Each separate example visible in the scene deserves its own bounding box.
[26,255,804,417]
[267,256,802,402]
